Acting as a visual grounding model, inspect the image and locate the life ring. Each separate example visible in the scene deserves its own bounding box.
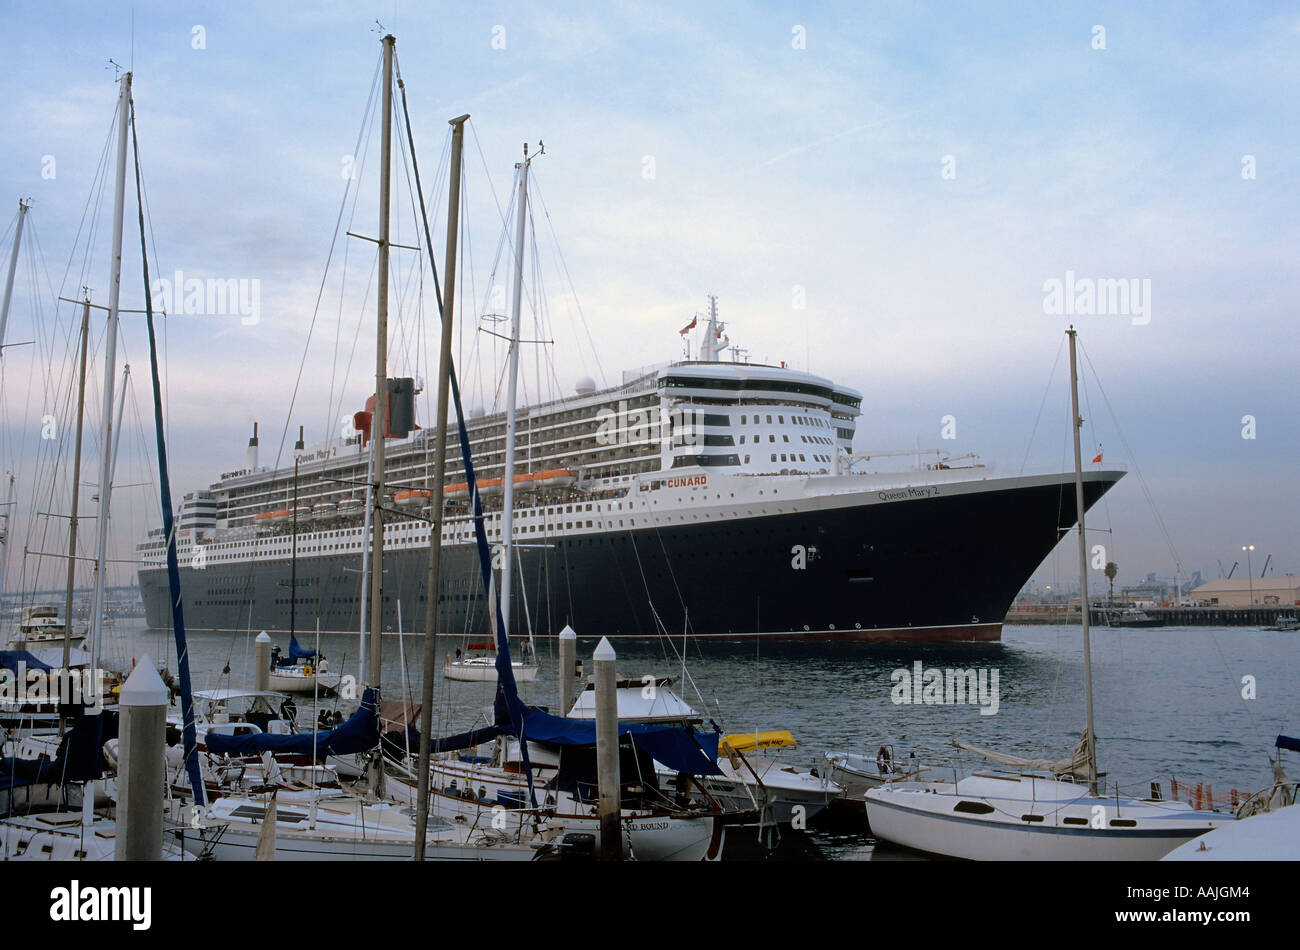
[876,745,893,775]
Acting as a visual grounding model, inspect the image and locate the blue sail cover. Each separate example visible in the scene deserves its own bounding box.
[0,651,54,675]
[1277,735,1300,754]
[0,706,104,798]
[288,634,316,662]
[206,687,379,757]
[511,708,722,776]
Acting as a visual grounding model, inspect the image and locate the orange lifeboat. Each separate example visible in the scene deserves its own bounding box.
[443,468,576,500]
[395,489,431,507]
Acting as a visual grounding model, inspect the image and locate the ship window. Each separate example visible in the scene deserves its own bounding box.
[766,415,772,424]
[770,454,777,462]
[953,801,995,815]
[1062,817,1088,826]
[741,415,747,424]
[744,456,750,463]
[1109,819,1138,828]
[739,436,745,444]
[768,435,774,442]
[1020,814,1045,823]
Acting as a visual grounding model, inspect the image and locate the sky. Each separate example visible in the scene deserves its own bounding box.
[0,1,1297,596]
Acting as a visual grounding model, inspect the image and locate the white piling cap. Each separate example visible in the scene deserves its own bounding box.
[593,636,616,662]
[559,625,577,641]
[256,631,271,643]
[119,655,169,707]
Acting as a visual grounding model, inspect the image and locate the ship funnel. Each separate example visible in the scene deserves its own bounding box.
[295,425,305,452]
[246,422,259,471]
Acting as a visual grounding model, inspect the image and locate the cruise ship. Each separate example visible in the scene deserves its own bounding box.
[138,301,1122,643]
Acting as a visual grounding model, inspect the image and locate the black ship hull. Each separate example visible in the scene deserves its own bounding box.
[140,471,1121,643]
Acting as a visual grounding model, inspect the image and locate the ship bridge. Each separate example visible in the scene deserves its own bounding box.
[656,361,861,477]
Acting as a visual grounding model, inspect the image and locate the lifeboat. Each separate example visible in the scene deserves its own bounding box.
[338,498,363,513]
[394,489,431,507]
[442,468,576,500]
[269,509,292,523]
[311,502,337,520]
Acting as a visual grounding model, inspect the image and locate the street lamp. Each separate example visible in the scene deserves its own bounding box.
[1242,545,1256,606]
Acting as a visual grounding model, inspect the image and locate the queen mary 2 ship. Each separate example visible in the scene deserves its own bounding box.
[138,301,1121,644]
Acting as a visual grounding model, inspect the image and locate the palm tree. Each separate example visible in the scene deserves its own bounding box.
[1104,561,1118,605]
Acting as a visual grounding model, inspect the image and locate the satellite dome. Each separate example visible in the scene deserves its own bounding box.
[575,376,597,396]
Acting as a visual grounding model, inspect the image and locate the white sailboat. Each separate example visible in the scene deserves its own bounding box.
[864,328,1228,860]
[172,35,545,862]
[442,146,541,685]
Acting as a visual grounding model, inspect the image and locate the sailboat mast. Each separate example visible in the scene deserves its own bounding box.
[1067,326,1098,796]
[500,147,532,641]
[0,199,30,352]
[367,34,395,689]
[291,457,299,638]
[90,71,132,676]
[414,112,469,858]
[61,298,91,675]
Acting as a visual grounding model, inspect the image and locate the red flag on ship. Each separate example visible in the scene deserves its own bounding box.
[1091,452,1103,463]
[679,316,697,335]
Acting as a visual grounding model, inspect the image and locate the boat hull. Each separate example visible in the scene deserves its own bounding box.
[443,660,539,683]
[140,471,1121,644]
[865,778,1225,860]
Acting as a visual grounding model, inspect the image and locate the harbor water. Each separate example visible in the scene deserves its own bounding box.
[123,621,1297,860]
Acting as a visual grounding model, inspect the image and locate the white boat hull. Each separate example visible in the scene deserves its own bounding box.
[169,793,537,861]
[865,775,1226,861]
[443,660,537,683]
[408,761,723,861]
[266,670,341,694]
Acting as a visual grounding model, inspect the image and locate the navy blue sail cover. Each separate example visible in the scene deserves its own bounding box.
[288,634,316,662]
[206,687,379,757]
[1276,734,1300,753]
[0,706,105,793]
[512,708,722,776]
[0,651,54,675]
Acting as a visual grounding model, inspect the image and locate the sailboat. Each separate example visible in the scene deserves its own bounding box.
[266,632,340,694]
[442,146,542,686]
[0,69,197,860]
[169,35,546,861]
[864,328,1228,860]
[443,637,537,682]
[381,129,735,860]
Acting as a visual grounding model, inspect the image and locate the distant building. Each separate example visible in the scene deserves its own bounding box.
[1120,577,1173,604]
[1189,577,1300,607]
